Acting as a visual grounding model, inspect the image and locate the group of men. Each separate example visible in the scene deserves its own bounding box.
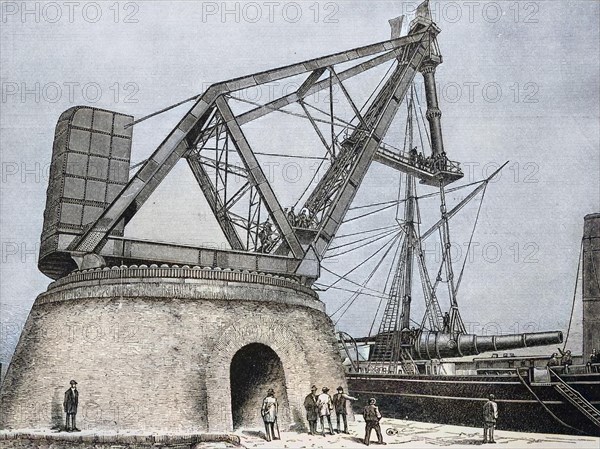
[547,348,573,370]
[262,385,386,445]
[548,347,600,373]
[303,386,357,436]
[257,207,316,253]
[284,207,315,229]
[408,147,449,172]
[302,386,386,445]
[65,380,499,445]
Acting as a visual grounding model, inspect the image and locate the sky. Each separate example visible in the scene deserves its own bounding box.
[1,1,599,373]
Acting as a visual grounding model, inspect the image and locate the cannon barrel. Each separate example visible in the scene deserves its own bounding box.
[413,331,563,359]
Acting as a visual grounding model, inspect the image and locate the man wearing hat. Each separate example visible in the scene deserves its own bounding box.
[317,387,335,436]
[261,388,279,441]
[303,385,319,435]
[363,398,385,446]
[63,380,80,432]
[482,394,498,444]
[333,386,357,434]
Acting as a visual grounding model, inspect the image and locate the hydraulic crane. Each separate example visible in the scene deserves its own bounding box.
[39,0,463,286]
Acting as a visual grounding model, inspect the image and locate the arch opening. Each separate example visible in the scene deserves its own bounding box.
[230,343,289,429]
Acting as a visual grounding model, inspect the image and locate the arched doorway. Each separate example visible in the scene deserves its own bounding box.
[230,343,289,429]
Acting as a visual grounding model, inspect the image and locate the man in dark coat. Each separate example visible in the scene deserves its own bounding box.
[303,385,319,435]
[63,380,80,432]
[363,398,385,446]
[333,386,357,434]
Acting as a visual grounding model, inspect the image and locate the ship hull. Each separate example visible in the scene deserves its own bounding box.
[347,372,600,436]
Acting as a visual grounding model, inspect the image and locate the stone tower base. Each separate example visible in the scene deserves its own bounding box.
[0,266,349,434]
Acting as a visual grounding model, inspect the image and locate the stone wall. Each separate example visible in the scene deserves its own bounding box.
[0,431,239,449]
[0,267,348,434]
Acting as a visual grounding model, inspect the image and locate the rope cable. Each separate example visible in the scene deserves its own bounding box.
[320,232,401,291]
[516,369,585,434]
[411,84,427,153]
[330,238,398,318]
[314,283,388,300]
[343,203,398,224]
[333,233,402,324]
[333,59,397,141]
[454,184,487,295]
[347,178,488,211]
[124,94,201,129]
[301,101,356,129]
[293,157,327,209]
[319,266,392,297]
[227,93,350,129]
[335,224,398,240]
[369,235,404,337]
[412,85,431,147]
[325,228,399,256]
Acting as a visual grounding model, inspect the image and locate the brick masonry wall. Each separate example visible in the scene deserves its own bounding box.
[0,432,240,448]
[0,271,349,434]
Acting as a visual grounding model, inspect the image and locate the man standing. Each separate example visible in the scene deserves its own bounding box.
[261,388,278,441]
[317,387,335,436]
[63,380,80,432]
[482,394,498,444]
[589,348,599,373]
[363,398,385,446]
[558,347,573,372]
[303,385,319,435]
[333,386,357,434]
[547,353,560,367]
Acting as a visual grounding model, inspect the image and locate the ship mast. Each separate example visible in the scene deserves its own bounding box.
[439,182,466,334]
[370,1,467,372]
[400,93,417,332]
[370,87,445,374]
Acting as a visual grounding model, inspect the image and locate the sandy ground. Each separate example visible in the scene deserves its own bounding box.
[1,419,597,449]
[236,417,600,449]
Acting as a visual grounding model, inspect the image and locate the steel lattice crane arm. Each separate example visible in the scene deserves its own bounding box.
[71,33,424,257]
[301,18,442,261]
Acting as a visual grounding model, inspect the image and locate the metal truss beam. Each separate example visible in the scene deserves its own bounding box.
[236,48,406,126]
[218,32,426,93]
[69,89,221,254]
[187,152,245,251]
[100,236,302,276]
[215,96,304,258]
[307,31,434,259]
[298,100,334,158]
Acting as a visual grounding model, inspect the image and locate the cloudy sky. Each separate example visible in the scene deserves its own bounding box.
[1,1,599,371]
